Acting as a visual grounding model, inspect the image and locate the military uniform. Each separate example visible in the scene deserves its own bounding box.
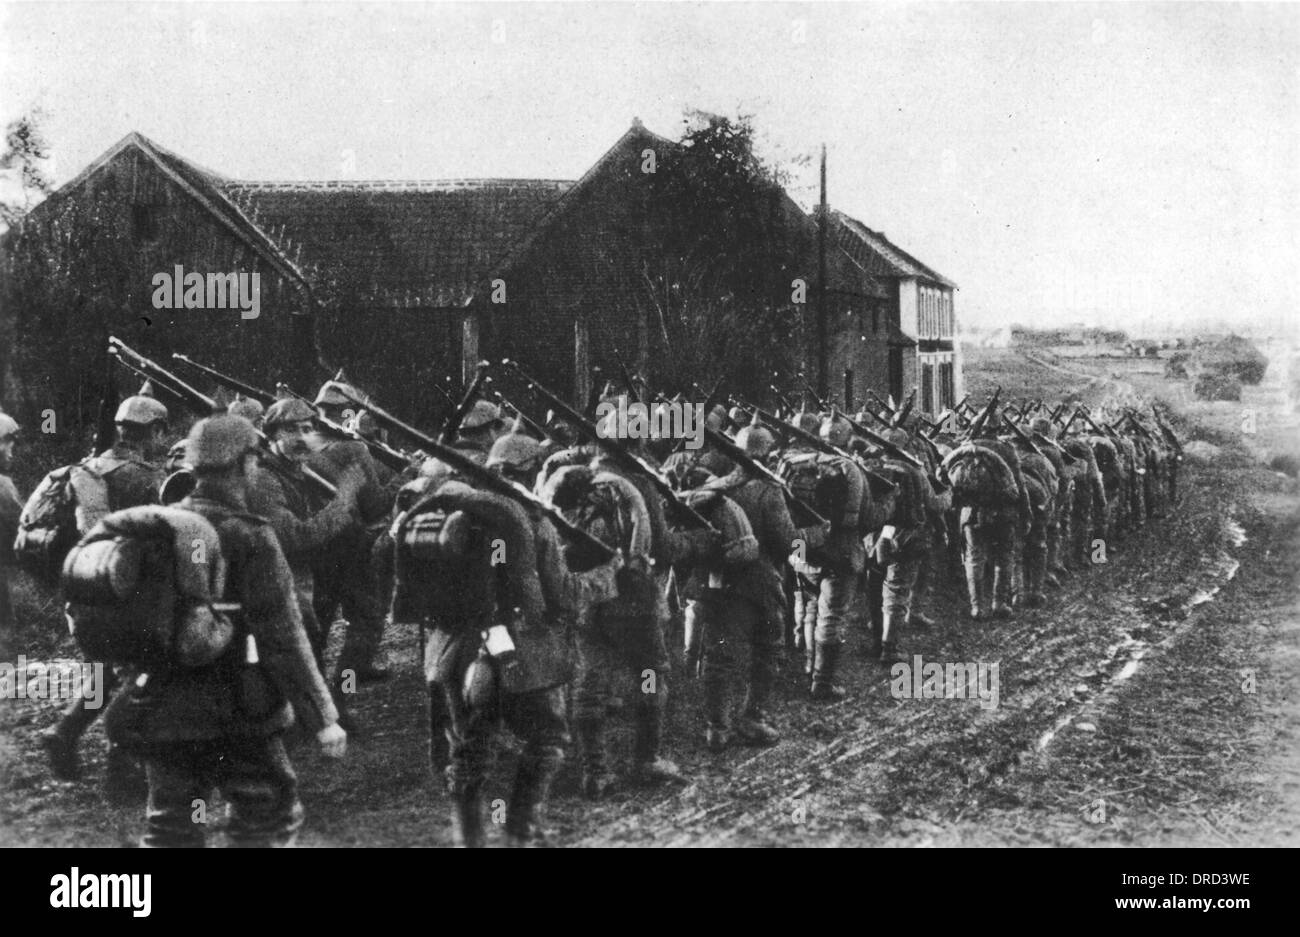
[106,416,341,847]
[41,391,169,785]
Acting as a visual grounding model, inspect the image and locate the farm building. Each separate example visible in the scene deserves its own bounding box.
[1,121,956,429]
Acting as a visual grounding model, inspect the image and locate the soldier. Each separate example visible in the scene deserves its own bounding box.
[544,461,689,795]
[248,398,364,674]
[106,414,346,847]
[697,422,827,748]
[0,410,21,638]
[944,413,1029,621]
[1007,431,1058,609]
[864,428,937,663]
[450,400,508,463]
[306,379,394,684]
[39,385,170,790]
[803,413,866,701]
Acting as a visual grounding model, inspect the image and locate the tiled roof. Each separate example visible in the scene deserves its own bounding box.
[223,178,573,307]
[829,210,957,290]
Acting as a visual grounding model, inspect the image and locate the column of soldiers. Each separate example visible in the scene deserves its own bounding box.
[5,363,1182,847]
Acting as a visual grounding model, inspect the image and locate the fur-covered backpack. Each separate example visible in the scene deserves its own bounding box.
[61,505,236,670]
[941,443,1019,509]
[779,452,851,530]
[16,459,116,582]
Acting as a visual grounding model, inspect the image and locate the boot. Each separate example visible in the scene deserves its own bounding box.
[964,559,985,621]
[1024,549,1047,608]
[879,611,904,667]
[734,711,780,746]
[990,564,1013,619]
[632,691,687,785]
[40,726,81,782]
[505,747,563,847]
[102,745,147,806]
[810,641,846,702]
[451,781,486,848]
[575,716,614,799]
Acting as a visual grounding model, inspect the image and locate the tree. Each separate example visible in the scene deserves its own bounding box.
[636,111,808,398]
[0,108,55,229]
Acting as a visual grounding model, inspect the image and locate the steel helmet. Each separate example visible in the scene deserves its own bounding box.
[0,411,19,440]
[314,369,359,407]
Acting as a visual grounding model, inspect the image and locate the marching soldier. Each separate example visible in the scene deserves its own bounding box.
[107,414,346,847]
[248,398,365,674]
[865,428,938,663]
[39,385,171,792]
[697,422,827,747]
[309,377,395,683]
[803,413,866,701]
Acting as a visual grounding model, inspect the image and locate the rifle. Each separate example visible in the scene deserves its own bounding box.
[838,408,949,491]
[1048,402,1066,424]
[1076,406,1115,440]
[331,387,615,560]
[867,390,894,417]
[485,385,547,439]
[1001,408,1046,457]
[963,387,1002,440]
[108,338,338,497]
[890,390,915,428]
[651,394,826,527]
[768,384,796,414]
[730,399,899,497]
[501,360,716,532]
[440,361,491,444]
[172,353,412,473]
[1151,406,1184,457]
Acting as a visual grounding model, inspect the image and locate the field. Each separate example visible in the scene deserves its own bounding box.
[2,346,1298,847]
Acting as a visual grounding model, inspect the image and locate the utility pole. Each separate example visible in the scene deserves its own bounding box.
[816,143,829,401]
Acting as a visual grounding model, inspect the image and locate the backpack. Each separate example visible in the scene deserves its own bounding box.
[61,505,235,670]
[393,505,497,627]
[15,460,113,582]
[779,452,851,530]
[942,444,1019,509]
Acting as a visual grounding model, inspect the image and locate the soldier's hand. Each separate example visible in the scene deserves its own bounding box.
[316,722,348,759]
[334,464,367,501]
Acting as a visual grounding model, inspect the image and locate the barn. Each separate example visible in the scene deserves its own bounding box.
[1,120,949,433]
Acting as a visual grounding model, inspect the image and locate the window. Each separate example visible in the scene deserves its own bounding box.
[921,362,935,414]
[939,360,954,409]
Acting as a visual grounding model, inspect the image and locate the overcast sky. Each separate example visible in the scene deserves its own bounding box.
[2,1,1296,334]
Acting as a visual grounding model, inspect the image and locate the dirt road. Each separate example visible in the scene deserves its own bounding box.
[3,348,1296,847]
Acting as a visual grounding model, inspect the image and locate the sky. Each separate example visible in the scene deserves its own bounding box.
[2,1,1297,334]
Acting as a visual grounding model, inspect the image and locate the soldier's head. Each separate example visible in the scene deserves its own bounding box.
[417,457,456,492]
[1029,416,1052,437]
[114,383,171,461]
[545,410,579,448]
[458,400,505,450]
[0,409,18,472]
[976,411,1002,438]
[185,414,261,490]
[263,397,317,463]
[704,404,731,434]
[313,372,360,425]
[164,438,189,474]
[734,423,775,460]
[486,433,543,486]
[792,408,820,436]
[819,414,852,449]
[882,427,911,450]
[227,394,266,430]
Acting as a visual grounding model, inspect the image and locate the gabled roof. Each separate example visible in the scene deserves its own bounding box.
[224,178,572,307]
[829,210,957,290]
[10,132,313,298]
